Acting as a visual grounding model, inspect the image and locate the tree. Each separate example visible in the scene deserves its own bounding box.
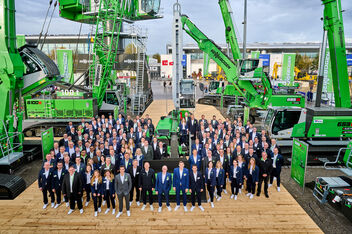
[152,53,161,63]
[124,43,137,54]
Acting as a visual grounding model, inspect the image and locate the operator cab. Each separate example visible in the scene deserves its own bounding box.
[138,0,161,18]
[240,59,259,76]
[179,79,196,109]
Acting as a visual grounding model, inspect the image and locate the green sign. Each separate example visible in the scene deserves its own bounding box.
[281,53,296,85]
[41,128,54,160]
[251,51,260,59]
[323,51,333,93]
[291,138,309,190]
[57,49,74,84]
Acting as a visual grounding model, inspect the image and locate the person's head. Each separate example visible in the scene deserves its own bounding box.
[63,133,68,139]
[81,149,86,156]
[233,160,238,167]
[106,156,111,165]
[44,161,50,170]
[105,169,112,178]
[144,140,149,146]
[69,141,74,148]
[46,153,51,161]
[236,145,241,152]
[192,165,197,173]
[179,161,184,169]
[162,165,168,173]
[132,159,138,167]
[216,161,222,169]
[264,142,269,149]
[109,149,115,156]
[249,147,254,155]
[207,150,212,158]
[56,161,63,170]
[219,149,224,156]
[86,164,92,172]
[249,157,256,167]
[262,151,268,160]
[271,138,277,145]
[237,154,244,162]
[124,152,130,160]
[208,161,213,168]
[69,165,76,175]
[75,156,81,164]
[144,161,150,170]
[274,147,279,155]
[192,149,198,157]
[93,169,100,178]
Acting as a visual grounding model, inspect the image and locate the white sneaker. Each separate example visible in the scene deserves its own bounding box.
[277,187,280,192]
[94,211,97,217]
[127,210,130,217]
[217,197,222,201]
[239,189,242,194]
[234,195,237,200]
[137,201,140,206]
[80,209,83,214]
[68,209,74,215]
[54,203,60,209]
[51,203,55,208]
[150,205,154,211]
[66,202,69,207]
[98,207,102,213]
[167,206,172,211]
[273,177,277,180]
[190,206,195,212]
[158,207,162,213]
[250,194,253,199]
[207,198,210,203]
[116,212,122,218]
[211,202,214,208]
[223,189,228,194]
[141,205,146,211]
[246,193,251,197]
[85,201,89,207]
[112,209,116,215]
[129,201,132,207]
[105,208,110,214]
[215,194,218,199]
[268,184,272,188]
[174,205,180,211]
[102,200,106,206]
[43,203,48,209]
[230,194,234,199]
[199,205,204,212]
[184,206,188,212]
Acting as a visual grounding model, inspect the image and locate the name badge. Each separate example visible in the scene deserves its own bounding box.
[125,178,128,182]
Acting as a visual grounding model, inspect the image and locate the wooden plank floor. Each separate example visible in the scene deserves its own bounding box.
[0,101,322,233]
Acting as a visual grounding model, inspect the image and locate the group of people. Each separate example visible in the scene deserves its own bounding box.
[38,112,284,218]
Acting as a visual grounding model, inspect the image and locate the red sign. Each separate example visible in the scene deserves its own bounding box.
[162,60,168,66]
[169,62,174,65]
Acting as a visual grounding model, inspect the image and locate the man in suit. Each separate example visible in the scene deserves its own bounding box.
[202,150,217,174]
[269,147,284,192]
[38,162,54,209]
[141,140,154,161]
[191,138,202,155]
[128,160,141,206]
[120,152,133,171]
[257,152,273,198]
[139,162,156,211]
[62,165,84,214]
[189,149,201,171]
[100,156,116,176]
[155,165,172,212]
[114,165,132,218]
[189,165,205,212]
[173,161,189,212]
[154,141,167,160]
[66,122,74,134]
[188,114,198,140]
[250,127,261,143]
[51,161,67,208]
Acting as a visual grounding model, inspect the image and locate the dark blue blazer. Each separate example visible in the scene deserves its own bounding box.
[191,143,203,155]
[120,158,133,171]
[215,168,225,186]
[91,180,103,195]
[74,163,86,176]
[155,172,172,193]
[51,168,68,189]
[102,177,115,195]
[82,171,94,185]
[189,171,204,193]
[179,123,188,135]
[271,154,284,172]
[229,166,243,184]
[246,165,259,183]
[38,168,53,189]
[189,155,202,171]
[205,168,216,186]
[173,168,189,190]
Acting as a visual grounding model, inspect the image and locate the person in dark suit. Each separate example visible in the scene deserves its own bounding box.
[82,164,93,207]
[62,165,84,215]
[229,160,243,200]
[154,141,167,160]
[66,122,74,134]
[141,140,154,161]
[189,149,202,171]
[257,151,273,198]
[51,161,67,208]
[91,170,103,216]
[202,150,218,174]
[38,162,54,209]
[102,170,116,214]
[100,156,116,176]
[245,157,259,199]
[173,161,189,212]
[215,161,225,200]
[187,114,198,140]
[120,152,133,171]
[205,161,216,208]
[189,165,205,212]
[139,162,155,211]
[191,138,203,155]
[269,147,284,192]
[115,165,132,218]
[179,118,189,147]
[74,156,86,182]
[155,165,172,212]
[249,127,261,143]
[128,160,141,206]
[133,148,145,168]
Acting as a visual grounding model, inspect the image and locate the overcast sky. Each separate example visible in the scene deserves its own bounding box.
[16,0,352,55]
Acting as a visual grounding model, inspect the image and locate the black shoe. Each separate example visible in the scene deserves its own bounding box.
[265,193,269,198]
[256,193,260,197]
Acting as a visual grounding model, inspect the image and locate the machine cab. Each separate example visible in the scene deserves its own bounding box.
[179,79,196,109]
[239,59,260,77]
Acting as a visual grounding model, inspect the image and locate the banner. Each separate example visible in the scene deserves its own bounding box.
[203,52,210,76]
[281,53,296,85]
[291,138,309,191]
[57,49,74,84]
[322,51,333,93]
[259,54,270,67]
[41,128,54,160]
[251,51,260,59]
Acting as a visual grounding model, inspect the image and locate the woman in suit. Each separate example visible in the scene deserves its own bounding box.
[245,157,259,199]
[91,170,103,216]
[128,138,136,157]
[102,170,116,214]
[215,161,225,201]
[205,161,216,208]
[237,154,246,194]
[83,164,93,207]
[133,148,145,168]
[229,160,243,200]
[179,118,189,146]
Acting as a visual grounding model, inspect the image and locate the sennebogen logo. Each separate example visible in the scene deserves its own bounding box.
[63,52,69,81]
[286,56,292,84]
[211,49,231,70]
[322,51,330,92]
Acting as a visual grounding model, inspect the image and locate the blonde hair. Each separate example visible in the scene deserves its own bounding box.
[216,161,222,169]
[90,170,102,185]
[248,158,256,170]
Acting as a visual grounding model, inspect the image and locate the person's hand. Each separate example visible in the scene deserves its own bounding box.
[185,189,188,193]
[173,187,176,191]
[221,185,223,188]
[156,191,158,195]
[112,194,115,197]
[189,189,192,193]
[200,189,203,192]
[39,187,42,191]
[102,195,104,198]
[152,188,154,191]
[139,188,142,191]
[52,189,55,193]
[98,193,100,196]
[93,193,96,196]
[263,174,267,177]
[255,182,258,185]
